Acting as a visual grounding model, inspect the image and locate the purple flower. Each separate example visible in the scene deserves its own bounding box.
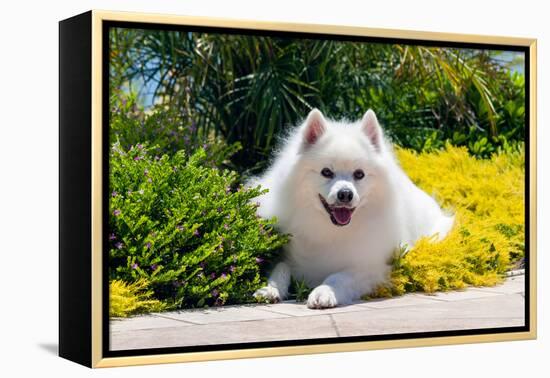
[145,242,152,250]
[217,207,222,212]
[202,143,209,150]
[133,156,142,161]
[229,265,236,273]
[190,121,197,132]
[154,155,160,161]
[211,289,219,297]
[115,242,123,249]
[109,233,116,241]
[199,261,206,269]
[176,225,185,231]
[193,229,200,237]
[223,223,229,230]
[255,257,264,264]
[221,273,227,279]
[150,264,158,271]
[113,209,121,216]
[131,263,138,270]
[210,273,216,279]
[111,191,118,197]
[136,144,143,150]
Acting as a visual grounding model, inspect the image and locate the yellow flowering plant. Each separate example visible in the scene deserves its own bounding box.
[371,144,524,297]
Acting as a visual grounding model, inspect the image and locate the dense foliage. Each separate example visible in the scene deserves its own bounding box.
[109,92,241,168]
[109,142,288,312]
[371,144,524,297]
[110,279,166,317]
[107,28,526,316]
[110,29,525,173]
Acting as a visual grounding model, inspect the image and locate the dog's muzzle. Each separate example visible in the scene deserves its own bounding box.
[319,194,355,226]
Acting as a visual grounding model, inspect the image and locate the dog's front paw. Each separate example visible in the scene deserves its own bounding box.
[254,286,281,303]
[307,285,338,309]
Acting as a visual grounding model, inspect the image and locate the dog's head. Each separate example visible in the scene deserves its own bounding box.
[296,108,389,227]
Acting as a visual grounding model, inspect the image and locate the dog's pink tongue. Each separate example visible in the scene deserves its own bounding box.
[333,207,353,225]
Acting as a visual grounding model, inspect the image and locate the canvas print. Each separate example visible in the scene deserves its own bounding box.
[106,25,527,353]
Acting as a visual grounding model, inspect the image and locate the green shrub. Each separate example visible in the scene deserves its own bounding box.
[110,92,240,168]
[109,143,288,309]
[110,29,526,168]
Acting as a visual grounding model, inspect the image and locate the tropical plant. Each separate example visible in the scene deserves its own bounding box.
[109,28,525,168]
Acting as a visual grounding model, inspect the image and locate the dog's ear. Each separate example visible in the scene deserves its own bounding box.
[361,109,384,152]
[303,108,327,146]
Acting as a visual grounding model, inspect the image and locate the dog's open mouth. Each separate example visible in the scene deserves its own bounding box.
[318,194,355,226]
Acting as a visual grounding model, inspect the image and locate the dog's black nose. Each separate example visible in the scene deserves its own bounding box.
[337,188,353,203]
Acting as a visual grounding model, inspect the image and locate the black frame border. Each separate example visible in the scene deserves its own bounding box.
[59,11,93,367]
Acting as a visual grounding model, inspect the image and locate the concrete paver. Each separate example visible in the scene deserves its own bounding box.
[110,315,338,350]
[154,304,291,325]
[110,275,525,351]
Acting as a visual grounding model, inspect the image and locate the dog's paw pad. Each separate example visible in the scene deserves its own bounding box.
[253,286,281,303]
[307,285,338,309]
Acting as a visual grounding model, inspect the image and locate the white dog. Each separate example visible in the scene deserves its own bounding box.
[251,109,454,309]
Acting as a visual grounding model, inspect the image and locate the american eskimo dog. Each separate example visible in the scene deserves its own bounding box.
[251,109,454,309]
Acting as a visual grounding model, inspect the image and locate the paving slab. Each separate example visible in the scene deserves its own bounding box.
[331,293,525,337]
[256,300,374,317]
[469,275,525,295]
[109,276,526,351]
[332,315,524,337]
[110,315,338,350]
[154,304,290,324]
[424,288,506,302]
[359,294,442,309]
[110,314,194,333]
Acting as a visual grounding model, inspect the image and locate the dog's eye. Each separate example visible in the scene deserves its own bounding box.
[353,169,365,180]
[321,168,334,179]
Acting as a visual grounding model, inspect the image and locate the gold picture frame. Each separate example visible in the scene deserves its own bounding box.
[59,9,537,368]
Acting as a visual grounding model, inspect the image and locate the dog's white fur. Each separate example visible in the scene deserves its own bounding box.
[251,109,454,309]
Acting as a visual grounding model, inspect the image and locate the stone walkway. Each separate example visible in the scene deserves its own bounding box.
[110,274,525,351]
